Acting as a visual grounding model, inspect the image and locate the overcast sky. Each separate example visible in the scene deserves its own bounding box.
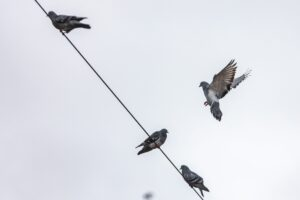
[1,0,300,200]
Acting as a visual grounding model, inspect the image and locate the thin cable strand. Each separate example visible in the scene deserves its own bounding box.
[33,1,203,199]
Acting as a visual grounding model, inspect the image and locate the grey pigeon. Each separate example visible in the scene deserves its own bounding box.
[143,192,153,200]
[48,11,91,33]
[199,59,251,121]
[180,165,209,197]
[136,129,168,155]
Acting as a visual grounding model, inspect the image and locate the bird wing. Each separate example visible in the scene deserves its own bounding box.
[231,69,251,89]
[183,170,202,184]
[188,171,203,184]
[74,16,87,21]
[209,59,237,99]
[135,132,160,148]
[145,131,160,144]
[55,15,73,23]
[144,132,160,145]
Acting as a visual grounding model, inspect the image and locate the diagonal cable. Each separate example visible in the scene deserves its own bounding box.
[33,1,204,199]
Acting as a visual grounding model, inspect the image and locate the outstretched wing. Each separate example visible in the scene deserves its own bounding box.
[231,69,251,89]
[209,59,237,99]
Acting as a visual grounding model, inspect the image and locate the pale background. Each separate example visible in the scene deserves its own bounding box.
[0,0,299,200]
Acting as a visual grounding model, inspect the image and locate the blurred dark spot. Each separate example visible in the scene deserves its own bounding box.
[143,192,153,200]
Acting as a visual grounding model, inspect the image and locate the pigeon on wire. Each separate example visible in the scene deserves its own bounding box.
[199,59,251,121]
[180,165,209,197]
[136,129,168,155]
[48,11,91,33]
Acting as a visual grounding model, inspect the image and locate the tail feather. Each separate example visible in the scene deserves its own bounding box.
[75,17,87,21]
[199,189,204,197]
[137,146,152,155]
[198,184,209,197]
[74,23,91,29]
[210,102,222,121]
[201,184,209,192]
[136,143,143,148]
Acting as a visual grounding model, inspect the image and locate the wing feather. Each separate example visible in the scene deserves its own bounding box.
[231,69,251,89]
[55,15,72,23]
[209,59,237,99]
[144,132,160,144]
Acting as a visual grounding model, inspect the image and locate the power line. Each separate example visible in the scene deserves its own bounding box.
[33,1,204,199]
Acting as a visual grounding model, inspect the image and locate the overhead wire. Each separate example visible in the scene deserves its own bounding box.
[33,1,204,199]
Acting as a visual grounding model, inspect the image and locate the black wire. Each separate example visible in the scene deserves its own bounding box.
[33,1,204,199]
[61,34,151,137]
[34,0,47,15]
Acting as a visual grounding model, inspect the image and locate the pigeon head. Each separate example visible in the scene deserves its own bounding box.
[161,128,168,134]
[180,165,189,171]
[48,11,57,19]
[199,81,209,89]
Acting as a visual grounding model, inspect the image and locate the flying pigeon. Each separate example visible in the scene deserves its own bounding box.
[199,59,251,121]
[48,11,91,33]
[180,165,209,197]
[136,129,168,155]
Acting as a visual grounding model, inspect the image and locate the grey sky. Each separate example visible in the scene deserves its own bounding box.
[1,0,299,200]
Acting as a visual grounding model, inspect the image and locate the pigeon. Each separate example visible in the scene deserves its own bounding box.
[48,11,91,33]
[143,192,153,200]
[180,165,209,197]
[199,59,251,121]
[136,129,168,155]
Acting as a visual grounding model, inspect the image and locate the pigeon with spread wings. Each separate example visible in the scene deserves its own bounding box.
[199,59,251,121]
[136,129,168,155]
[48,11,91,33]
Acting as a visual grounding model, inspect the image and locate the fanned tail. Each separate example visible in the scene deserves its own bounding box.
[210,102,222,121]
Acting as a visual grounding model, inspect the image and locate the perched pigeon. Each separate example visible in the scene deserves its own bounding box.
[136,129,168,155]
[48,11,91,33]
[199,59,251,121]
[180,165,209,197]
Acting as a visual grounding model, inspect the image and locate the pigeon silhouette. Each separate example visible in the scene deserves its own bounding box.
[48,11,91,33]
[199,59,251,121]
[136,129,168,155]
[181,165,209,197]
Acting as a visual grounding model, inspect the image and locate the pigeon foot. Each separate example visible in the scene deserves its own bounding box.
[204,101,208,106]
